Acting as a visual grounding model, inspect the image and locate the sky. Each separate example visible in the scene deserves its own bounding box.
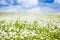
[0,0,60,14]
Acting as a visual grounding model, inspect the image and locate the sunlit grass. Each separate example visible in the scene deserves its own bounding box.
[0,14,60,40]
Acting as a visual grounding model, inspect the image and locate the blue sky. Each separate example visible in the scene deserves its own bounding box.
[0,0,60,14]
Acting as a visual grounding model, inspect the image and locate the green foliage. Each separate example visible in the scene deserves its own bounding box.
[0,15,60,40]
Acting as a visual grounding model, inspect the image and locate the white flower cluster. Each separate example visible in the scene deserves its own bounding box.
[0,15,60,40]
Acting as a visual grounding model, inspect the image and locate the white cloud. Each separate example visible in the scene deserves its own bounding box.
[0,0,60,14]
[55,0,60,3]
[17,0,38,5]
[0,0,38,13]
[0,0,8,4]
[26,6,59,14]
[18,0,38,8]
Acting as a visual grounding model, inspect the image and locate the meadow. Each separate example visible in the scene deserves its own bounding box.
[0,14,60,40]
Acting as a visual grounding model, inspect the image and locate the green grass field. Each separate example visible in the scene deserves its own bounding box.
[0,14,60,40]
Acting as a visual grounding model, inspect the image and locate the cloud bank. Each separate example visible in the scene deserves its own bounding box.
[0,0,60,14]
